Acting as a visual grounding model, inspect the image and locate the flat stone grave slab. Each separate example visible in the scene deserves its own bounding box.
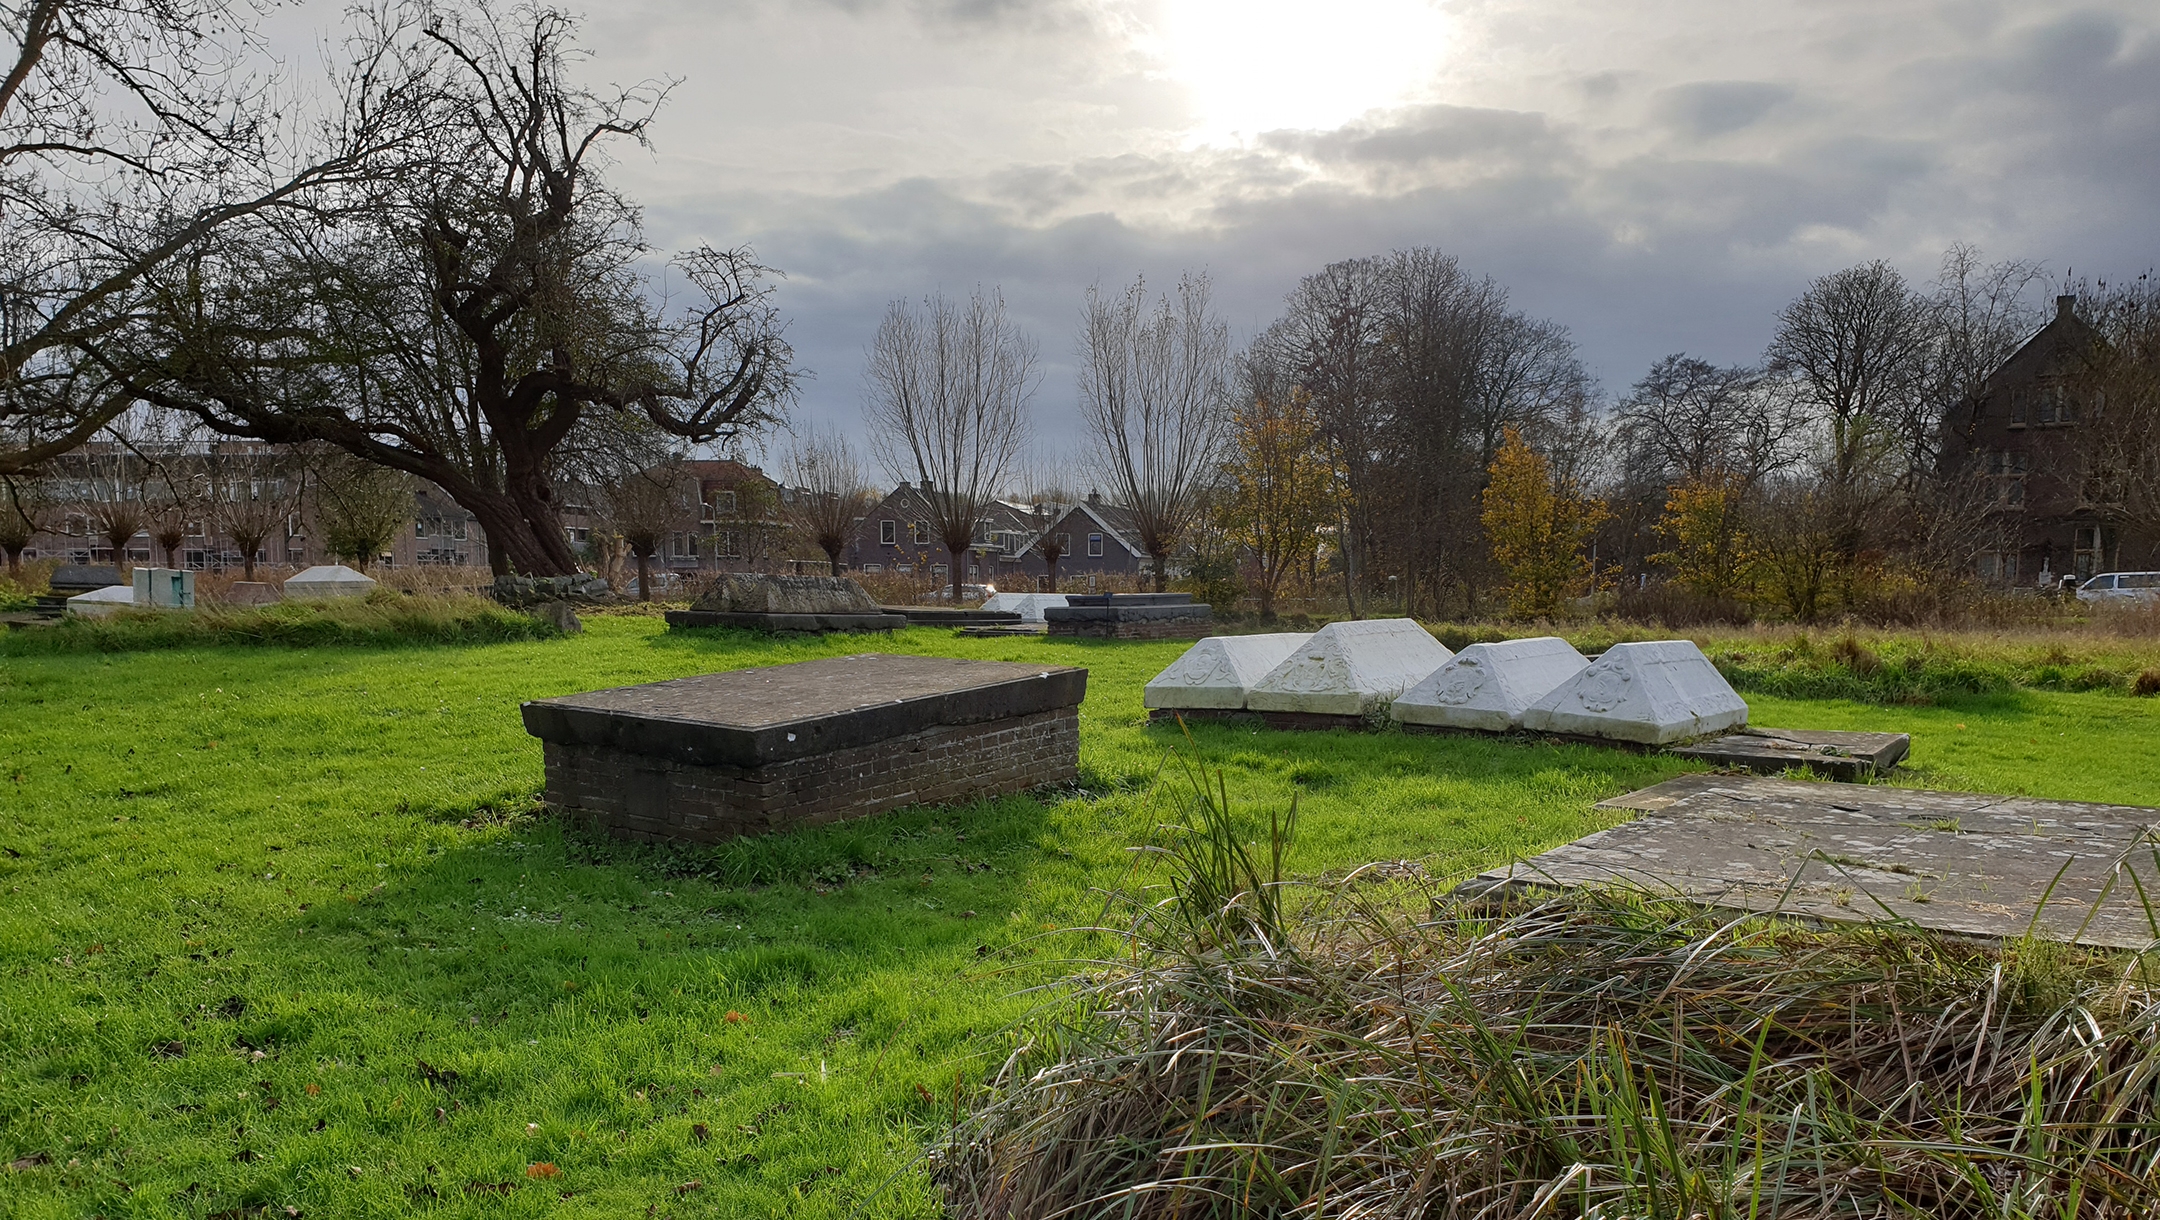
[1392,636,1589,733]
[1145,632,1311,715]
[522,654,1086,842]
[1521,640,1748,745]
[1674,728,1910,781]
[1245,619,1452,721]
[671,573,904,634]
[1463,774,2160,949]
[48,564,122,595]
[881,605,1022,626]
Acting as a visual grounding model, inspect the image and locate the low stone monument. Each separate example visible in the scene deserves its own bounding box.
[665,573,904,634]
[536,600,583,634]
[1519,640,1748,745]
[284,564,377,599]
[491,572,615,606]
[1392,637,1590,733]
[1244,619,1454,726]
[1044,592,1214,640]
[981,592,1070,623]
[48,564,123,596]
[65,585,137,618]
[1672,727,1909,781]
[132,567,197,610]
[522,653,1087,842]
[1143,633,1311,718]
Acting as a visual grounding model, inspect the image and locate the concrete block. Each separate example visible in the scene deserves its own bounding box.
[1143,633,1311,710]
[980,592,1069,622]
[284,564,377,599]
[1392,636,1589,732]
[1245,619,1453,716]
[66,584,136,618]
[132,567,197,609]
[1520,640,1748,744]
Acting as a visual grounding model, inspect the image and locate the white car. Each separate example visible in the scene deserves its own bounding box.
[2076,572,2160,603]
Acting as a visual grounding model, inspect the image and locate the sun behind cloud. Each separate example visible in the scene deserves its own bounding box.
[1148,0,1454,141]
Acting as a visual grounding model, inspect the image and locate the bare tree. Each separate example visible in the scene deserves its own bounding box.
[1077,272,1232,591]
[1929,243,2047,412]
[1766,260,1940,490]
[0,472,46,574]
[205,444,297,581]
[312,449,409,571]
[2063,273,2160,562]
[75,431,150,568]
[781,428,873,575]
[0,0,427,473]
[118,4,795,576]
[864,288,1035,602]
[1613,355,1800,487]
[601,458,690,600]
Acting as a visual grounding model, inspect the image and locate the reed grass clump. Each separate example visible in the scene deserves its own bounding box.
[0,591,556,654]
[941,756,2160,1218]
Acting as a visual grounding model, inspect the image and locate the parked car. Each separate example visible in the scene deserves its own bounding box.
[2076,572,2160,603]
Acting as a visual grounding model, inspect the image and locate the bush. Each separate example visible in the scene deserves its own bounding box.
[2136,668,2160,697]
[0,592,557,655]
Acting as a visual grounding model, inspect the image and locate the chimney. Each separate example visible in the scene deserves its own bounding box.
[1087,488,1100,506]
[2057,294,2077,320]
[919,477,934,492]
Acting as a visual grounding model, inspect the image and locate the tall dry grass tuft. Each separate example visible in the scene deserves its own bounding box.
[939,757,2160,1218]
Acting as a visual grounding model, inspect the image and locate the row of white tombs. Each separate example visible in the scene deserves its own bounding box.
[1142,620,1750,745]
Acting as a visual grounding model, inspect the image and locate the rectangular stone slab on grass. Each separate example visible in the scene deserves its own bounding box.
[1673,728,1910,781]
[522,654,1087,842]
[1465,774,2160,949]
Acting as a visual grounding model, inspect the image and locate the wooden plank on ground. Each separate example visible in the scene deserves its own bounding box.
[1466,774,2160,949]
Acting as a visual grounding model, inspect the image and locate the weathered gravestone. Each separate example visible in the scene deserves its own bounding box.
[65,584,136,618]
[1244,619,1453,727]
[1044,592,1214,640]
[666,573,905,634]
[1673,728,1910,781]
[284,564,377,599]
[1520,640,1748,745]
[981,592,1069,623]
[1461,773,2160,949]
[47,565,123,595]
[1392,637,1590,733]
[522,654,1086,842]
[1143,633,1312,719]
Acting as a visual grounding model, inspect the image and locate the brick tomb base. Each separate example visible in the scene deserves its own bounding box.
[521,654,1087,843]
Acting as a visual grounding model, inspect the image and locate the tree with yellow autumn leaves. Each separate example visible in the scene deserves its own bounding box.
[1222,390,1337,616]
[1481,427,1609,619]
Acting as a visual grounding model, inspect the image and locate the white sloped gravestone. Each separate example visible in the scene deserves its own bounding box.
[980,592,1070,623]
[1520,640,1747,744]
[283,564,377,599]
[1391,637,1590,732]
[66,585,137,619]
[1143,633,1311,711]
[1245,619,1454,717]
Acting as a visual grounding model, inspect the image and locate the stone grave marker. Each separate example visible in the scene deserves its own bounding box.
[284,564,377,599]
[65,584,136,618]
[981,592,1069,623]
[1143,633,1312,717]
[1461,773,2160,949]
[1245,619,1453,725]
[1520,640,1747,745]
[522,654,1087,842]
[1673,728,1910,781]
[1044,592,1214,640]
[666,573,904,634]
[48,564,123,595]
[1392,636,1590,733]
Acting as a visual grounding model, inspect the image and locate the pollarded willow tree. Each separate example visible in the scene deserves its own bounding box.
[1077,272,1232,592]
[116,2,795,576]
[864,287,1035,602]
[781,428,874,576]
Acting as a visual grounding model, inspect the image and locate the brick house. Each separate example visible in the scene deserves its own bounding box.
[841,484,1165,590]
[1939,295,2156,585]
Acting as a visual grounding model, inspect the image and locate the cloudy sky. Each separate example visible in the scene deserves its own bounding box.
[289,0,2160,462]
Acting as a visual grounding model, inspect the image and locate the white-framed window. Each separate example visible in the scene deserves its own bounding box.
[1087,533,1104,557]
[713,489,738,514]
[416,520,429,538]
[716,530,742,559]
[862,563,883,574]
[880,519,897,546]
[931,563,948,579]
[911,521,931,545]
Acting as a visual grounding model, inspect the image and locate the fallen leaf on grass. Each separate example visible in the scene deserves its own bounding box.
[724,1011,747,1024]
[8,1152,52,1171]
[676,1180,703,1196]
[525,1162,560,1180]
[690,1123,709,1143]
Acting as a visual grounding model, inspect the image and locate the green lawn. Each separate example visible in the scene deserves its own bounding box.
[3,618,2157,1218]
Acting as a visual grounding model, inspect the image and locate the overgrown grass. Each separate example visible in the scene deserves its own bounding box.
[1,618,2157,1216]
[0,592,555,655]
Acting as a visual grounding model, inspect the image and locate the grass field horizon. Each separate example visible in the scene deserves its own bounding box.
[4,617,2158,1217]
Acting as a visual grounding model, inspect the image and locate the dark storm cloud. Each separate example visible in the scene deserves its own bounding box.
[1652,81,1794,138]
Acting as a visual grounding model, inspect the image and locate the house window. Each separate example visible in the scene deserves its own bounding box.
[1976,552,2018,583]
[2008,389,2027,427]
[861,563,883,574]
[1986,451,2027,507]
[911,521,931,545]
[1055,532,1070,553]
[416,520,429,538]
[931,564,948,580]
[2073,524,2110,579]
[1087,533,1104,557]
[880,519,897,546]
[713,489,738,513]
[716,530,742,559]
